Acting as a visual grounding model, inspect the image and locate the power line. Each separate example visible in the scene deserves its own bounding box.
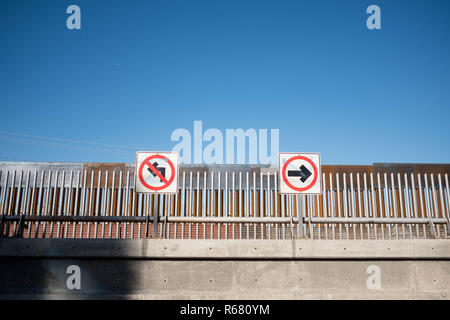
[0,131,143,150]
[0,136,136,155]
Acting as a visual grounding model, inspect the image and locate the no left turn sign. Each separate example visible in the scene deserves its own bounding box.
[279,152,321,194]
[135,151,179,194]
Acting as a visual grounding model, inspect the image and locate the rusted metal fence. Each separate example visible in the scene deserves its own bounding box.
[0,162,449,240]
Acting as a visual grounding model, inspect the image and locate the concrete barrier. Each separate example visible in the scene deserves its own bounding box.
[0,239,449,299]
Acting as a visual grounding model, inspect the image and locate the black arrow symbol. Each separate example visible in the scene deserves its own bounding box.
[288,165,312,183]
[147,161,166,182]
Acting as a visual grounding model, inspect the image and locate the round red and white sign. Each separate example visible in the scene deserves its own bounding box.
[279,153,321,194]
[135,152,179,194]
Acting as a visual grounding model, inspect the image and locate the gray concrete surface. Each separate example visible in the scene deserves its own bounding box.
[0,239,449,299]
[1,238,449,259]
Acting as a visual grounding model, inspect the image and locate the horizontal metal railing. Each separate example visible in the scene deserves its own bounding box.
[0,162,449,240]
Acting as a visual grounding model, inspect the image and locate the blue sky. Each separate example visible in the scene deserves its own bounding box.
[0,0,449,164]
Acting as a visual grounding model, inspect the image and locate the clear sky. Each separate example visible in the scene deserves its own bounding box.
[0,0,449,164]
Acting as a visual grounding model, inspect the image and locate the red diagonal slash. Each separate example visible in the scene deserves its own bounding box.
[144,159,169,184]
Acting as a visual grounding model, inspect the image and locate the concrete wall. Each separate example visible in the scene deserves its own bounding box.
[0,239,449,299]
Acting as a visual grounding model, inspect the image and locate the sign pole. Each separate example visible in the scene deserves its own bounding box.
[297,194,304,238]
[153,194,159,238]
